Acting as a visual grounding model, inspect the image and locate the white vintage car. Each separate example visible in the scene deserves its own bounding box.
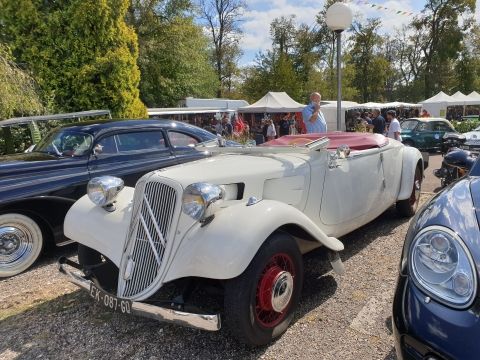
[58,132,425,346]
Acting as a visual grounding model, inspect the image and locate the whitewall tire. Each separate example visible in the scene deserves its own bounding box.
[0,213,43,278]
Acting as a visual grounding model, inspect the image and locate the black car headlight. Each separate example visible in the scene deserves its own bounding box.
[409,226,477,308]
[182,183,224,221]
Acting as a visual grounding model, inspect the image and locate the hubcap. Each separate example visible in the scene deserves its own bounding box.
[0,225,34,268]
[255,253,295,328]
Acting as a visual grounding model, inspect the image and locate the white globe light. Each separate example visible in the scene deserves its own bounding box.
[325,2,353,32]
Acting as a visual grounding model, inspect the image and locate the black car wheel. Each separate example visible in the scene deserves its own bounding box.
[224,232,303,346]
[397,166,422,217]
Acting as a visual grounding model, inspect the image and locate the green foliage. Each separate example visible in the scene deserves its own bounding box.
[128,2,218,107]
[452,120,480,133]
[348,19,393,103]
[0,45,44,120]
[0,0,147,118]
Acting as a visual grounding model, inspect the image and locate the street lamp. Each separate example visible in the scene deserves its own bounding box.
[326,2,353,131]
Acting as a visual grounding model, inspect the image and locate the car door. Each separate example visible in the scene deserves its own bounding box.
[88,130,176,187]
[320,148,386,227]
[166,130,206,164]
[415,121,435,149]
[432,122,455,149]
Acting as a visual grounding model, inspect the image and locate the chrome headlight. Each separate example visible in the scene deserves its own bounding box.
[409,226,477,308]
[87,176,124,208]
[182,183,224,221]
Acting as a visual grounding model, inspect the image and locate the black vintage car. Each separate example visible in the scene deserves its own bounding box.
[0,119,220,277]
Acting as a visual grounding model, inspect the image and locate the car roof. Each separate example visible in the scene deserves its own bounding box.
[58,119,207,136]
[405,117,450,122]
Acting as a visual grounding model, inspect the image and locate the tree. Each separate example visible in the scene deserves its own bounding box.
[348,19,393,102]
[413,0,476,98]
[0,44,45,154]
[199,0,245,97]
[128,1,218,107]
[0,0,147,118]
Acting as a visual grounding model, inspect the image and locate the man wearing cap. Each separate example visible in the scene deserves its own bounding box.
[302,92,327,133]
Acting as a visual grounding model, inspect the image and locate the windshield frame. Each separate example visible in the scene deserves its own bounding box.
[34,129,94,157]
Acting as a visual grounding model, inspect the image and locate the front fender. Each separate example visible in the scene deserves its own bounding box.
[63,187,135,266]
[164,200,344,282]
[398,146,423,201]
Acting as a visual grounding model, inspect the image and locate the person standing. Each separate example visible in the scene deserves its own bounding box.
[302,92,327,133]
[386,110,402,142]
[370,108,386,135]
[278,113,290,137]
[222,116,233,136]
[266,119,277,141]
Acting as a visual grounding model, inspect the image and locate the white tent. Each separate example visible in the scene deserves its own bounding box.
[321,101,363,131]
[468,91,480,101]
[238,92,306,113]
[420,91,455,117]
[451,91,477,105]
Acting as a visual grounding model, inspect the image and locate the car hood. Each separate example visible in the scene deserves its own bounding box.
[463,131,480,140]
[408,178,480,265]
[146,152,312,201]
[0,152,62,177]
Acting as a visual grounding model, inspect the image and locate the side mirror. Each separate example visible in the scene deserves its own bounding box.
[336,144,351,159]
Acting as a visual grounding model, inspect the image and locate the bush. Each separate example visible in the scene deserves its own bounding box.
[452,120,480,133]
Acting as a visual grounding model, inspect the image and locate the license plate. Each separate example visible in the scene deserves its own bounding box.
[89,284,132,314]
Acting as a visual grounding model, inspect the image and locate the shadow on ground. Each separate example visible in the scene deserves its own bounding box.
[0,207,411,359]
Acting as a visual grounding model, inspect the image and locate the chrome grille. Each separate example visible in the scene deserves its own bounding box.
[118,180,178,298]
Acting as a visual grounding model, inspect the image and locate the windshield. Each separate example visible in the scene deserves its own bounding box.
[34,129,93,157]
[401,120,418,130]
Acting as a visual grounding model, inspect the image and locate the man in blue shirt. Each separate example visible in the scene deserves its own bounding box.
[302,92,327,133]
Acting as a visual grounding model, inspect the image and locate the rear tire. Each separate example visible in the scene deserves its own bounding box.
[397,166,422,217]
[224,232,303,346]
[0,213,44,278]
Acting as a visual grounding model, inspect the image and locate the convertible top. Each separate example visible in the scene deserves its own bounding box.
[264,132,389,151]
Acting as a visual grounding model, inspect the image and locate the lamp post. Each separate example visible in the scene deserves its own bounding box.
[325,2,353,131]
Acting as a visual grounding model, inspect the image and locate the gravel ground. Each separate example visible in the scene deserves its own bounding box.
[0,195,432,360]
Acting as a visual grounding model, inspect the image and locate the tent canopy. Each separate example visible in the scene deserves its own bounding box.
[468,91,480,101]
[238,92,305,113]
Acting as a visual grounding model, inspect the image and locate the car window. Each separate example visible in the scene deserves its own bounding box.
[416,122,433,131]
[401,120,418,130]
[433,122,453,132]
[168,131,199,148]
[95,135,118,155]
[34,130,93,157]
[112,131,167,153]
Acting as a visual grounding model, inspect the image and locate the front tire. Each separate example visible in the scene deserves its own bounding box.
[224,232,303,346]
[396,166,422,217]
[0,213,44,278]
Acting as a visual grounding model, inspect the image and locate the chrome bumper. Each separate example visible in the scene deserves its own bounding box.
[57,257,221,332]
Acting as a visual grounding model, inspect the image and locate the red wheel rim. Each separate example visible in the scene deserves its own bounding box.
[255,253,295,328]
[409,170,422,206]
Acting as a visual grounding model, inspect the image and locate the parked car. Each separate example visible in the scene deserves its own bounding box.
[0,119,222,278]
[393,158,480,360]
[58,132,425,346]
[401,118,456,151]
[461,125,480,154]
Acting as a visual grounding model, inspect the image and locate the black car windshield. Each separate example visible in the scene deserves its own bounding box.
[401,120,418,130]
[34,129,93,157]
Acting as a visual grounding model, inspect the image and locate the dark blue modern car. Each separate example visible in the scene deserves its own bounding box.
[393,157,480,359]
[0,119,220,277]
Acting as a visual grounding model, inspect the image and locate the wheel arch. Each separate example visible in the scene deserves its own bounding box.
[398,147,424,201]
[164,200,344,283]
[0,197,75,246]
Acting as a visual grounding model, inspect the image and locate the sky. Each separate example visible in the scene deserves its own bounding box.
[239,0,480,65]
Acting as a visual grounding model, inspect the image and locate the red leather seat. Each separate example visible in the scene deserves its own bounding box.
[263,132,388,151]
